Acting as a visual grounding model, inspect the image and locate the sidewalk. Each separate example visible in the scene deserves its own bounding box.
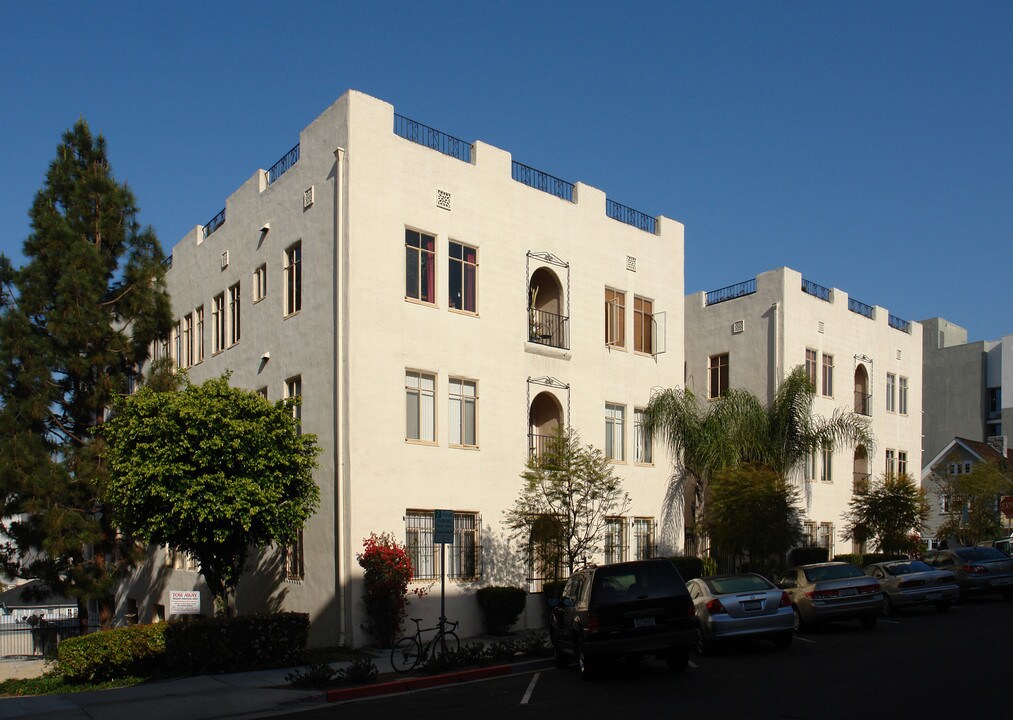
[0,638,554,720]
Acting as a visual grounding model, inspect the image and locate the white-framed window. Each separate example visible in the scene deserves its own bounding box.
[284,242,302,316]
[285,529,304,581]
[898,451,907,476]
[405,509,482,581]
[285,375,302,430]
[212,293,226,354]
[256,386,268,399]
[899,376,908,415]
[406,370,436,443]
[253,264,267,303]
[821,353,834,397]
[605,288,626,347]
[805,451,818,482]
[632,517,655,560]
[885,449,896,477]
[195,305,205,363]
[448,241,477,313]
[818,522,835,556]
[173,321,182,369]
[886,373,896,413]
[228,282,241,347]
[633,296,654,354]
[405,229,436,304]
[605,403,626,462]
[709,353,730,399]
[165,546,197,571]
[182,313,193,368]
[940,493,952,514]
[604,517,626,564]
[803,521,817,546]
[634,408,653,465]
[449,377,477,447]
[805,348,818,388]
[821,445,833,482]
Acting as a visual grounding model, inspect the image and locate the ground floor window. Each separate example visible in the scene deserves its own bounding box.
[632,517,656,560]
[405,509,482,581]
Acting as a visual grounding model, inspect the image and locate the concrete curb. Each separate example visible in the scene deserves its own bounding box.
[324,658,555,702]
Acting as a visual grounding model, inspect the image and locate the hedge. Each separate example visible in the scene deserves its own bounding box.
[476,586,527,636]
[786,546,829,566]
[164,612,309,675]
[834,553,909,568]
[668,556,704,581]
[58,623,167,682]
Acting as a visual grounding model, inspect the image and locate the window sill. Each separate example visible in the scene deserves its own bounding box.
[449,444,480,451]
[284,310,302,320]
[524,342,571,361]
[634,462,655,468]
[253,297,266,305]
[405,439,438,447]
[449,307,479,318]
[606,344,628,353]
[405,297,437,309]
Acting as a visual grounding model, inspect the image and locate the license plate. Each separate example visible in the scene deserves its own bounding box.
[634,617,655,629]
[840,588,857,597]
[742,601,762,612]
[925,592,941,600]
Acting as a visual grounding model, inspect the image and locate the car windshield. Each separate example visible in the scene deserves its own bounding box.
[705,575,772,595]
[955,547,1007,562]
[592,562,679,604]
[803,564,865,582]
[884,561,933,575]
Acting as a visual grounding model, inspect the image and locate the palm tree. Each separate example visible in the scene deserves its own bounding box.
[644,365,874,553]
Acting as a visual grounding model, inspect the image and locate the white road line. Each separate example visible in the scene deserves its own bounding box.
[520,672,540,704]
[794,635,817,643]
[880,619,901,624]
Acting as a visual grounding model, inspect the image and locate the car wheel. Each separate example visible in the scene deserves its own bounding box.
[935,601,952,612]
[666,646,689,672]
[773,632,793,650]
[553,644,569,669]
[882,594,894,617]
[792,605,804,633]
[576,637,597,681]
[695,632,714,655]
[860,615,877,629]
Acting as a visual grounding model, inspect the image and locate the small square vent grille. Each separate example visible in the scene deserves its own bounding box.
[818,321,825,334]
[626,255,637,272]
[221,250,229,270]
[437,189,451,210]
[897,350,902,360]
[303,186,315,209]
[732,320,745,334]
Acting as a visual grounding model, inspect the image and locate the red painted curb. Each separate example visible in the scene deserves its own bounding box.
[325,664,512,702]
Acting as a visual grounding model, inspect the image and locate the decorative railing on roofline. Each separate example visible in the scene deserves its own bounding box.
[605,199,657,234]
[394,113,473,163]
[267,143,300,185]
[889,314,911,333]
[512,161,575,202]
[848,297,875,319]
[801,278,832,302]
[706,279,757,306]
[202,208,226,240]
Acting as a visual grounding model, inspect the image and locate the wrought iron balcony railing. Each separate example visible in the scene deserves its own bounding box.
[889,314,911,333]
[801,278,832,302]
[268,143,300,185]
[848,297,875,319]
[202,207,226,240]
[854,391,872,416]
[853,472,871,494]
[706,279,757,306]
[394,113,473,163]
[527,308,569,350]
[512,161,575,202]
[605,199,657,234]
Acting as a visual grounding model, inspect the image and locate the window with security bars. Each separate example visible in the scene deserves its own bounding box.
[818,522,834,557]
[285,529,305,580]
[604,517,627,564]
[632,517,656,560]
[803,521,817,546]
[405,510,482,581]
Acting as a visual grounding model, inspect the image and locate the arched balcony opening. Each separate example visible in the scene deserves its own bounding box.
[854,364,871,416]
[529,391,564,463]
[853,445,870,494]
[527,267,568,349]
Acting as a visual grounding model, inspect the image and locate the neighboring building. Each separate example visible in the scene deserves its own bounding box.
[921,435,1012,548]
[120,90,686,647]
[920,318,1011,462]
[684,266,923,557]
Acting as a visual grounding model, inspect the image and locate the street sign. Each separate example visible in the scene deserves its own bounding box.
[1000,496,1013,519]
[434,510,455,544]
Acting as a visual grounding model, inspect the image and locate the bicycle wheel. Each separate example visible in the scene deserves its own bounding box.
[430,631,460,660]
[391,636,422,673]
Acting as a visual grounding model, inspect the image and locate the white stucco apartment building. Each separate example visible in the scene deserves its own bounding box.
[118,90,687,647]
[684,267,923,557]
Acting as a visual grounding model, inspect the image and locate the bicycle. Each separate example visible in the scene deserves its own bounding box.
[390,616,460,672]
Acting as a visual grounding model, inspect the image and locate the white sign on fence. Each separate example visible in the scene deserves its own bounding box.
[169,591,201,615]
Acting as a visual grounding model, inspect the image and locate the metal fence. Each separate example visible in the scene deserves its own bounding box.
[0,619,88,660]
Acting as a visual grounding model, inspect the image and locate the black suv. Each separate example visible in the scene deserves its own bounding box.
[548,558,699,679]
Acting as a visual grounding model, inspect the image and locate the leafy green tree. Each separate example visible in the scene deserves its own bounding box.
[505,427,630,577]
[704,463,803,574]
[0,120,172,627]
[645,366,873,554]
[931,459,1013,547]
[843,473,930,555]
[101,375,321,615]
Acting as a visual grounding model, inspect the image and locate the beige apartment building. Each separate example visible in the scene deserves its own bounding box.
[684,267,923,557]
[118,90,687,647]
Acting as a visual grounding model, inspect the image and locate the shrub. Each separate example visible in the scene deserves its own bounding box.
[668,556,704,581]
[57,623,167,682]
[337,657,379,684]
[476,586,527,636]
[833,553,864,568]
[164,612,308,675]
[541,579,566,604]
[786,546,829,566]
[357,532,420,647]
[286,662,338,688]
[861,553,908,566]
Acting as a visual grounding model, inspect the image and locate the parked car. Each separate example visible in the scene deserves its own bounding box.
[549,558,699,679]
[863,560,959,614]
[775,562,882,631]
[976,537,1013,556]
[924,547,1013,599]
[686,573,794,653]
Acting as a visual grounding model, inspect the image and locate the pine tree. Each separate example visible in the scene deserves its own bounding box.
[0,119,172,629]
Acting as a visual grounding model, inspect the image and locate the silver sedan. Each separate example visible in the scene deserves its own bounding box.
[863,560,959,615]
[686,573,795,653]
[776,562,882,630]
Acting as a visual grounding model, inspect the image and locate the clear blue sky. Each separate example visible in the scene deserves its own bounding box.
[2,1,1010,342]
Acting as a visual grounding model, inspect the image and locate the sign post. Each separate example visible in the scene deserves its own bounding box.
[433,510,454,652]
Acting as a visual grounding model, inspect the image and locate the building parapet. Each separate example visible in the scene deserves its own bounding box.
[705,278,757,306]
[393,113,473,163]
[889,314,912,334]
[801,277,833,303]
[267,143,300,185]
[511,161,575,202]
[605,198,657,234]
[848,297,876,320]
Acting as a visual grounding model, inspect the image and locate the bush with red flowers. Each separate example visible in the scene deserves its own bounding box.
[357,532,423,647]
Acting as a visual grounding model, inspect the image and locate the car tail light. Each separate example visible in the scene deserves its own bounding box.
[962,565,988,574]
[779,592,791,608]
[806,589,839,599]
[857,584,879,594]
[587,612,600,634]
[705,599,727,615]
